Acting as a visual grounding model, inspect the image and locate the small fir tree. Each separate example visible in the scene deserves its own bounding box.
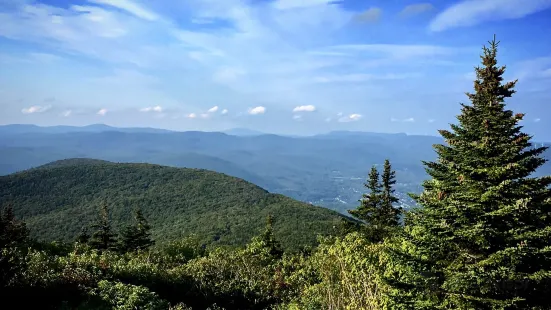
[89,204,117,251]
[76,227,90,244]
[119,209,154,252]
[260,215,283,259]
[0,204,28,248]
[381,159,402,227]
[386,36,551,309]
[348,165,383,224]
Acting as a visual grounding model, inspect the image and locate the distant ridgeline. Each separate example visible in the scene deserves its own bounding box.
[0,159,347,251]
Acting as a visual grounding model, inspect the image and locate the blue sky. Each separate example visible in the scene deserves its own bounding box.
[1,0,550,138]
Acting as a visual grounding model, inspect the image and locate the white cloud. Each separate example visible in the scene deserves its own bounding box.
[200,113,210,119]
[429,0,551,32]
[404,117,415,122]
[207,106,219,113]
[534,118,541,123]
[62,110,72,117]
[293,114,302,120]
[186,113,197,119]
[221,109,228,115]
[21,105,52,114]
[338,113,362,122]
[354,7,382,23]
[139,105,163,112]
[399,3,435,17]
[88,0,160,21]
[248,106,266,115]
[428,119,435,123]
[97,108,108,116]
[293,105,316,112]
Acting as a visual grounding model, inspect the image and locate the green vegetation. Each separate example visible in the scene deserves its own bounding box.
[1,37,550,310]
[347,160,403,242]
[0,160,345,251]
[385,37,551,309]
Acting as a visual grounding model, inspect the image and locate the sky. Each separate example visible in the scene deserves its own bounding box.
[0,0,550,138]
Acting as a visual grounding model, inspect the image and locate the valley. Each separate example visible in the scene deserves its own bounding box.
[1,125,548,214]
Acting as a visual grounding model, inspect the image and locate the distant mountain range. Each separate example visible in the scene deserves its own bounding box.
[0,124,267,136]
[1,124,549,213]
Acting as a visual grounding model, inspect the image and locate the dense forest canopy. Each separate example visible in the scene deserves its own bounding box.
[0,159,346,251]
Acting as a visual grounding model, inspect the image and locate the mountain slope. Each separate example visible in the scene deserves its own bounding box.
[0,159,345,250]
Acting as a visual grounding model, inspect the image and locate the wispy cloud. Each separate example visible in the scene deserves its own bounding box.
[207,106,219,113]
[97,108,108,116]
[21,105,52,114]
[221,109,228,115]
[391,117,415,122]
[88,0,160,21]
[293,105,316,112]
[313,73,421,83]
[248,106,266,115]
[399,3,435,17]
[186,113,197,119]
[271,0,340,10]
[354,7,382,23]
[429,0,551,32]
[535,118,541,123]
[61,110,72,117]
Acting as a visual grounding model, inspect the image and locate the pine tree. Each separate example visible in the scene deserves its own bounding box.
[119,209,154,252]
[381,159,402,227]
[76,227,90,244]
[349,165,382,223]
[0,204,28,248]
[89,204,117,251]
[260,215,283,259]
[386,36,551,309]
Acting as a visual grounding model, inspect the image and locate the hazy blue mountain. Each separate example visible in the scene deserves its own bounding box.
[0,124,174,134]
[1,125,549,214]
[224,128,265,136]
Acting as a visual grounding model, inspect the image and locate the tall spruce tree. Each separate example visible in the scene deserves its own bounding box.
[260,215,284,259]
[119,209,154,252]
[381,159,402,227]
[386,37,551,309]
[89,204,117,251]
[349,166,382,223]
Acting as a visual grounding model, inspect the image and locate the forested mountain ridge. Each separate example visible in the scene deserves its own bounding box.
[2,127,548,214]
[0,159,346,250]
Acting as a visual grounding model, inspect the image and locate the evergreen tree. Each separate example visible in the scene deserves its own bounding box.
[348,165,382,224]
[0,204,28,288]
[76,227,90,244]
[119,209,154,252]
[0,204,28,248]
[89,204,117,251]
[260,215,283,259]
[386,37,551,309]
[348,164,402,242]
[381,159,402,227]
